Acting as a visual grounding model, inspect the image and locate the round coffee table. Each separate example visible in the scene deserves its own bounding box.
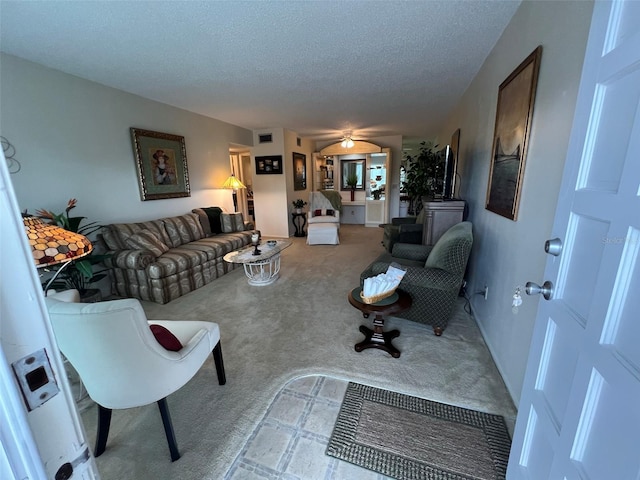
[348,287,412,358]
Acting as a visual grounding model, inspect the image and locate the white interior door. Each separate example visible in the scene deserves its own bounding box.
[508,1,640,478]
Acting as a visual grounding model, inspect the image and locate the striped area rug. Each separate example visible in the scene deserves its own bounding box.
[327,383,512,480]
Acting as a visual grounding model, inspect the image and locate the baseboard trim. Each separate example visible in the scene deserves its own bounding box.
[468,298,520,410]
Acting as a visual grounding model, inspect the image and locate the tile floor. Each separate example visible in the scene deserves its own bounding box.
[224,375,390,480]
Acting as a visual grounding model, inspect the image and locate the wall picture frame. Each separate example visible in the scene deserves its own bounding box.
[255,155,283,174]
[293,152,306,190]
[130,128,191,201]
[486,46,542,220]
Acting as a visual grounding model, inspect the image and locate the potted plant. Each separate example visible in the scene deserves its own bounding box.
[346,173,359,201]
[402,141,444,214]
[292,198,307,213]
[36,198,109,301]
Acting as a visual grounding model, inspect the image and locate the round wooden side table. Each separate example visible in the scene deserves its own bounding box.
[348,287,412,358]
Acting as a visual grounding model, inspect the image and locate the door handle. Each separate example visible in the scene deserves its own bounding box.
[525,281,554,300]
[544,238,563,256]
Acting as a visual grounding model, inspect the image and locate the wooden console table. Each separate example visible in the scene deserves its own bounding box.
[421,200,466,246]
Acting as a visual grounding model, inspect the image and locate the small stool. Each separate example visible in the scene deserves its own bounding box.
[307,223,339,245]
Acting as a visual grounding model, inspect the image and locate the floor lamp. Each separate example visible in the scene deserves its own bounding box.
[222,174,246,212]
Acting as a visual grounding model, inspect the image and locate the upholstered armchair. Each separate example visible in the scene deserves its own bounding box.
[307,191,341,226]
[381,208,425,252]
[45,290,226,462]
[361,221,473,335]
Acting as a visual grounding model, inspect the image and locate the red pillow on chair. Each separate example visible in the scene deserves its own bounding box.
[149,324,183,351]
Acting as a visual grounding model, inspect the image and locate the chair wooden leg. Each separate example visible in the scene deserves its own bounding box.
[212,341,226,385]
[157,398,180,462]
[95,405,112,457]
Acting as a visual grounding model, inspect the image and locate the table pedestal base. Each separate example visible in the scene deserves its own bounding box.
[242,254,281,285]
[354,315,401,358]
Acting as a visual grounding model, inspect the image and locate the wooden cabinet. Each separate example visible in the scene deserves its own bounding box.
[365,198,386,227]
[421,200,466,246]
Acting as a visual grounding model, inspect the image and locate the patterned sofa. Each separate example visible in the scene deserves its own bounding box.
[101,210,257,304]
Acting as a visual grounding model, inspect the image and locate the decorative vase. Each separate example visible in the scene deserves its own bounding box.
[350,189,355,201]
[295,208,302,214]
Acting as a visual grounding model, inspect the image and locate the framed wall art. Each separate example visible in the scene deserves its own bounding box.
[255,155,283,174]
[486,46,542,220]
[292,152,307,190]
[130,128,191,201]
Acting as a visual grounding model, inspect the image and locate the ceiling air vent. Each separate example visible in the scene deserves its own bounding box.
[258,133,272,144]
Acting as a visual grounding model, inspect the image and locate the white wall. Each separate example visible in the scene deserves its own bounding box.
[1,53,253,227]
[284,129,314,237]
[251,128,290,237]
[437,0,594,404]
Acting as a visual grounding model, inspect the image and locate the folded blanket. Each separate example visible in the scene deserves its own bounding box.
[320,190,342,212]
[202,207,223,234]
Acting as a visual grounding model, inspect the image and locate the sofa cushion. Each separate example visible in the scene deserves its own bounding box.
[312,208,335,217]
[424,222,473,273]
[192,207,224,236]
[125,229,170,257]
[162,213,205,247]
[149,324,183,351]
[146,247,209,279]
[221,213,245,233]
[104,220,171,251]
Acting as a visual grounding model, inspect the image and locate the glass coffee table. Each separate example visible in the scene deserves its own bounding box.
[223,239,291,286]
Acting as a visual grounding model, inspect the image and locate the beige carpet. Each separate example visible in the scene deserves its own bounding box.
[80,224,516,480]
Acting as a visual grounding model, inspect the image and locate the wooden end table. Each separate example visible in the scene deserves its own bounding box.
[348,287,412,358]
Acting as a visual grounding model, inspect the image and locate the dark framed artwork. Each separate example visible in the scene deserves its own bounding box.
[486,46,542,220]
[255,155,283,174]
[293,152,307,190]
[130,128,190,201]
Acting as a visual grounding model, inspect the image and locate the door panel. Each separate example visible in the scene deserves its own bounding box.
[508,1,640,478]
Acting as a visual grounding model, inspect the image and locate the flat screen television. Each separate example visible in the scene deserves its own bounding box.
[438,145,457,200]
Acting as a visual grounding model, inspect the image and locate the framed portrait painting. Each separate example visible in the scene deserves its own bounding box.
[130,128,191,201]
[293,152,307,190]
[486,46,542,220]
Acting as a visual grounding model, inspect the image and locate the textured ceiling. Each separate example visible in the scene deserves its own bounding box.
[0,1,521,142]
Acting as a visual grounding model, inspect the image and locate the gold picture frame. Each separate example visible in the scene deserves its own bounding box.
[486,46,542,220]
[130,128,191,201]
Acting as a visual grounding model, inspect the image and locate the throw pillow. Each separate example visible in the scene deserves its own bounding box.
[221,212,245,233]
[149,324,183,351]
[326,209,335,216]
[313,209,322,217]
[125,229,170,257]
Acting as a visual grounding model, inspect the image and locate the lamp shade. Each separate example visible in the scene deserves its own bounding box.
[23,216,93,268]
[222,174,246,190]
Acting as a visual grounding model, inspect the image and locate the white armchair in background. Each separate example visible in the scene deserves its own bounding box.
[45,290,226,462]
[307,191,340,226]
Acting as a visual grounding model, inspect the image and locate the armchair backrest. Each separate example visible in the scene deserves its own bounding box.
[46,294,188,408]
[309,191,334,211]
[424,221,473,275]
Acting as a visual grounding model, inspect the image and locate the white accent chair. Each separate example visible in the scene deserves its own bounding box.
[45,290,225,462]
[307,192,340,226]
[307,192,340,245]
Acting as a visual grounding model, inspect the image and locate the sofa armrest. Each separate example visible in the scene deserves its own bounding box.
[391,216,417,226]
[391,243,433,262]
[397,223,423,234]
[105,249,156,269]
[402,267,462,290]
